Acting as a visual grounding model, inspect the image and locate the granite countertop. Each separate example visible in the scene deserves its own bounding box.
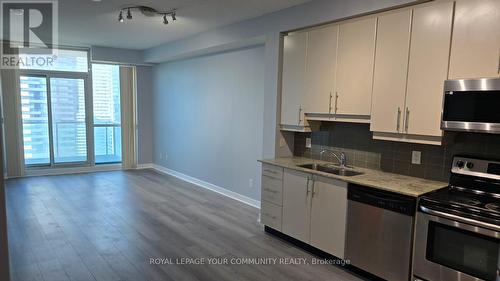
[259,157,448,197]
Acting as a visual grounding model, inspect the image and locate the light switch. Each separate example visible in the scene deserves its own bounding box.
[412,151,422,165]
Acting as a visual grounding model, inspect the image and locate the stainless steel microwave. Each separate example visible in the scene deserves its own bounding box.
[441,78,500,134]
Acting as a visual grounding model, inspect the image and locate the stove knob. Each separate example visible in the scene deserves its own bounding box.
[466,162,474,169]
[456,160,465,168]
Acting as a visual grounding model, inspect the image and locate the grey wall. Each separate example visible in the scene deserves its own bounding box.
[153,46,265,200]
[136,66,154,165]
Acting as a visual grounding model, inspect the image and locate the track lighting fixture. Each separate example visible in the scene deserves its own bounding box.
[117,6,177,25]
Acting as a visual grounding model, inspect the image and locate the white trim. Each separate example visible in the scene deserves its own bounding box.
[150,164,260,209]
[136,163,154,169]
[23,164,122,177]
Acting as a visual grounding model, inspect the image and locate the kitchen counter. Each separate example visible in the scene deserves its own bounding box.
[259,157,447,197]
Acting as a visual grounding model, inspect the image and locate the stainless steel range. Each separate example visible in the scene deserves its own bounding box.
[414,156,500,281]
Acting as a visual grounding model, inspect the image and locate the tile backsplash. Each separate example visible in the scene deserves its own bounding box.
[294,122,500,182]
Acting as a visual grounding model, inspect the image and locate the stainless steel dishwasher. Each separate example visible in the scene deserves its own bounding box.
[345,184,416,281]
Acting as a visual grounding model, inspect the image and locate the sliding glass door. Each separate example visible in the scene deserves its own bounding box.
[20,75,89,167]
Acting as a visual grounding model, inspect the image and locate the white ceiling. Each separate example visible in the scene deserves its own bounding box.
[57,0,310,50]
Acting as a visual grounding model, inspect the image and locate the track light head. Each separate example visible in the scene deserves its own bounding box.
[163,14,168,25]
[118,10,124,22]
[172,12,176,21]
[126,8,132,19]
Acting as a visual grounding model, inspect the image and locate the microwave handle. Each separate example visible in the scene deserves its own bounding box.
[420,206,500,232]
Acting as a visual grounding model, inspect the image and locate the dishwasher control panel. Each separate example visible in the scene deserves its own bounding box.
[348,184,416,216]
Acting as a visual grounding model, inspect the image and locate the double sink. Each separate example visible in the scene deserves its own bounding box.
[298,163,363,177]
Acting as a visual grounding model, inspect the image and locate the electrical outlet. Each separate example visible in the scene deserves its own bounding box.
[412,151,422,165]
[249,179,254,188]
[305,138,311,149]
[164,152,168,161]
[159,152,163,160]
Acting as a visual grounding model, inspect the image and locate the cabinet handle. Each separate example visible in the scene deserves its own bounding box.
[404,107,410,133]
[306,177,310,196]
[498,52,500,74]
[311,179,316,198]
[262,174,280,181]
[263,187,278,194]
[329,92,333,114]
[396,107,401,132]
[335,92,339,114]
[263,213,277,219]
[298,106,302,125]
[263,169,278,174]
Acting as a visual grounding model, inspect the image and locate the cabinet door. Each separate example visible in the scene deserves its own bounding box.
[370,10,412,134]
[305,25,338,114]
[335,17,377,116]
[282,169,311,243]
[449,0,500,79]
[310,176,347,258]
[405,2,453,137]
[281,32,307,126]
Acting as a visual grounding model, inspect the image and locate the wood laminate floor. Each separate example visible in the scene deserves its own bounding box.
[6,169,365,281]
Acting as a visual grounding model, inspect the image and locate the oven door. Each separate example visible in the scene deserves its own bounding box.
[414,208,500,281]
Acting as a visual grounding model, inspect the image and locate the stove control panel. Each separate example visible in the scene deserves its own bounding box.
[452,156,500,181]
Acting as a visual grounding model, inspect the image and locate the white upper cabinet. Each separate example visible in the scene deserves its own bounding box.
[449,0,500,79]
[370,10,412,134]
[281,32,308,128]
[405,2,453,137]
[304,25,339,115]
[335,17,377,116]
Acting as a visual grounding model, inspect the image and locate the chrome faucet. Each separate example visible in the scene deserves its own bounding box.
[320,149,347,168]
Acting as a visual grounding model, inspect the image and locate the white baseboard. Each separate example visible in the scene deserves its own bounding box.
[150,164,260,209]
[136,163,154,169]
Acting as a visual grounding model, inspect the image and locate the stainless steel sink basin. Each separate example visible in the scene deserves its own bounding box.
[298,163,363,177]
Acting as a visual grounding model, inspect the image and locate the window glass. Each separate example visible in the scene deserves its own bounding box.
[50,78,88,163]
[92,64,122,164]
[20,76,50,165]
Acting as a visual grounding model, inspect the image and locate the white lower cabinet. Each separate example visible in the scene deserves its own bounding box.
[310,176,348,258]
[282,169,312,243]
[260,164,284,231]
[281,168,347,258]
[261,201,283,231]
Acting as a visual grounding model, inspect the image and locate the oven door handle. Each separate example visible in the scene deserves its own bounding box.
[420,206,500,232]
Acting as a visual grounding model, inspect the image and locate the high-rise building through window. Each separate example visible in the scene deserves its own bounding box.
[92,64,122,164]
